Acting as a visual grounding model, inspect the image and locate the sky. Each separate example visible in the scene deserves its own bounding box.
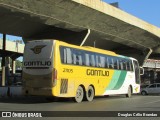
[0,34,22,41]
[103,0,160,28]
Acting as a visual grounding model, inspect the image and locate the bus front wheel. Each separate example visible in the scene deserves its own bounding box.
[126,86,132,98]
[73,86,84,103]
[86,86,94,102]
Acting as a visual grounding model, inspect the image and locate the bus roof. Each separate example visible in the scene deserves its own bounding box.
[57,40,117,56]
[27,40,137,60]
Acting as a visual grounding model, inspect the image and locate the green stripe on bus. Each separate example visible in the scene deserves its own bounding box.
[106,70,121,90]
[113,71,127,90]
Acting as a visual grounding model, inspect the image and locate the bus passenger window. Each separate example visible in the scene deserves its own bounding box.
[126,61,130,71]
[123,60,127,70]
[129,61,133,71]
[100,56,105,68]
[85,54,90,66]
[113,58,118,69]
[95,55,99,67]
[108,57,114,69]
[63,49,67,63]
[105,57,109,68]
[73,53,76,65]
[96,55,102,67]
[116,59,119,69]
[60,47,66,63]
[60,47,67,64]
[119,59,123,70]
[91,54,95,67]
[78,55,83,65]
[66,48,72,64]
[73,50,83,65]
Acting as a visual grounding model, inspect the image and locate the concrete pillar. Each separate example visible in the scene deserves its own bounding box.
[2,34,6,86]
[5,57,11,85]
[12,60,16,74]
[2,66,5,86]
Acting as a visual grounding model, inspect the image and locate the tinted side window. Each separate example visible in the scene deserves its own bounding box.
[99,55,105,68]
[73,49,83,65]
[126,60,130,71]
[119,59,123,70]
[95,55,100,67]
[66,48,72,64]
[60,47,72,64]
[108,57,114,69]
[85,53,90,66]
[126,60,133,71]
[60,46,134,71]
[90,54,96,67]
[129,61,133,71]
[85,52,95,67]
[105,57,109,68]
[157,84,160,87]
[123,60,127,70]
[96,54,105,68]
[149,84,156,88]
[60,47,65,63]
[113,57,118,69]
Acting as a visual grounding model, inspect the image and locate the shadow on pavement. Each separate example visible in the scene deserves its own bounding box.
[0,96,73,104]
[0,94,140,104]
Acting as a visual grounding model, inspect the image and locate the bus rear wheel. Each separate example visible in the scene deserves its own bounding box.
[86,86,94,102]
[73,86,84,103]
[126,86,132,98]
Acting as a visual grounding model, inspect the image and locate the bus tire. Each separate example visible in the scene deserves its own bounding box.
[126,86,132,98]
[73,86,84,103]
[86,86,94,102]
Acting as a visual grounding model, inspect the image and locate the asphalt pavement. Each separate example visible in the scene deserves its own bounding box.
[0,94,160,119]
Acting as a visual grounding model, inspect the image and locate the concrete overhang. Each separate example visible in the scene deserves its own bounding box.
[0,0,160,65]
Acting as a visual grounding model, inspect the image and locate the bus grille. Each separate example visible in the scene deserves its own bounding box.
[60,79,68,94]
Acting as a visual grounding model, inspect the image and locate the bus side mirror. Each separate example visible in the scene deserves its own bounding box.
[140,67,144,75]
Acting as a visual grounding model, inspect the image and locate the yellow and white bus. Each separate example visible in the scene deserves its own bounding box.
[22,40,141,102]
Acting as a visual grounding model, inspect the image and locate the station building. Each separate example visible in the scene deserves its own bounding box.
[0,38,24,86]
[142,59,160,84]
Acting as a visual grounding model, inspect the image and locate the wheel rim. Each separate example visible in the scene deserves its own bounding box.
[88,89,92,97]
[126,86,131,98]
[87,86,94,101]
[76,89,83,99]
[142,91,146,95]
[75,86,84,103]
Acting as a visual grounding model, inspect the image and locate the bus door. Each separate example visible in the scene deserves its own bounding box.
[133,60,140,84]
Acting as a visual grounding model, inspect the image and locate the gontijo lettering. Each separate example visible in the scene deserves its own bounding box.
[86,69,109,76]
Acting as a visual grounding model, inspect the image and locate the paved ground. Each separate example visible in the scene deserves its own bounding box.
[0,94,160,119]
